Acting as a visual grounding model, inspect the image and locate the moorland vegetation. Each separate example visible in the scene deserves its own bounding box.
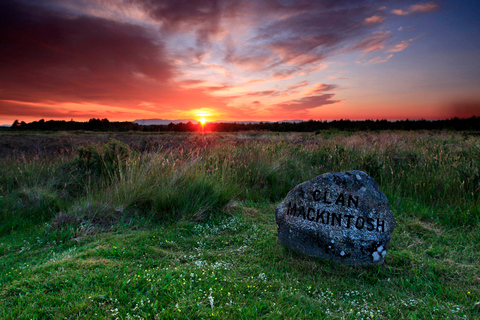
[1,130,479,319]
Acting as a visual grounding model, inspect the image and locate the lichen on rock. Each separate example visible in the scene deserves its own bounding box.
[275,170,395,265]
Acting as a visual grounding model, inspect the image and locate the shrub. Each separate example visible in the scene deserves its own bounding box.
[75,139,132,180]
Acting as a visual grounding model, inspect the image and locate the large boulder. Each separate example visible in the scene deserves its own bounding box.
[276,170,395,265]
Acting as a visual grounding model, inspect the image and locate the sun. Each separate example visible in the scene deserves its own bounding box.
[199,118,207,125]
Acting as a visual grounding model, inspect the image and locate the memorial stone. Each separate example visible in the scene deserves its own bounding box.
[275,170,395,265]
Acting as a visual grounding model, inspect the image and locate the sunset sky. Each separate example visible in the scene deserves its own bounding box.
[1,0,479,125]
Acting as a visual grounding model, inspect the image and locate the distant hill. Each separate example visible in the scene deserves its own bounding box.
[133,119,304,125]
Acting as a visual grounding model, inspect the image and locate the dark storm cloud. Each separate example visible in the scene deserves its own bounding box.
[0,0,173,105]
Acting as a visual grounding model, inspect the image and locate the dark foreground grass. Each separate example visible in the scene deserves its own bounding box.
[1,131,479,319]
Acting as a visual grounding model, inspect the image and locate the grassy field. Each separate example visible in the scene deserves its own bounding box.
[1,130,479,319]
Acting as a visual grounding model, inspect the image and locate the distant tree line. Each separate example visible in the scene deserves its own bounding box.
[8,116,480,132]
[10,118,137,131]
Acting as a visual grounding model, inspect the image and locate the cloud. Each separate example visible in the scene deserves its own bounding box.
[0,0,232,118]
[219,0,414,79]
[224,50,276,71]
[206,85,234,92]
[246,90,278,97]
[274,94,340,111]
[247,79,267,84]
[0,1,171,102]
[354,32,423,65]
[360,54,394,65]
[0,100,140,119]
[287,80,309,91]
[387,41,410,53]
[133,0,241,58]
[0,0,444,121]
[391,9,409,15]
[254,4,375,68]
[387,36,421,53]
[307,84,338,95]
[178,79,206,87]
[392,2,439,15]
[364,15,386,25]
[409,2,439,13]
[349,31,390,56]
[272,69,298,80]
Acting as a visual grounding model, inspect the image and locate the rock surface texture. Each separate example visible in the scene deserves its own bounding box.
[276,170,395,265]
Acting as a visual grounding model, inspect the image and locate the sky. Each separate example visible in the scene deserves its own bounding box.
[1,0,480,125]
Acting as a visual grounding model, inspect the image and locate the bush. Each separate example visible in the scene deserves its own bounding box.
[75,139,132,180]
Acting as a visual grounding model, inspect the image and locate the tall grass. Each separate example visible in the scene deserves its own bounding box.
[0,131,478,236]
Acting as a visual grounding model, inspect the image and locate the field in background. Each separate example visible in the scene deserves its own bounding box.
[1,131,479,319]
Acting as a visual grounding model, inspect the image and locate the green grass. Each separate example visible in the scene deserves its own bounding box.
[1,131,479,319]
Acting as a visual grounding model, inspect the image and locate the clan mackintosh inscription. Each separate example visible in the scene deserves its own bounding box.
[275,170,395,265]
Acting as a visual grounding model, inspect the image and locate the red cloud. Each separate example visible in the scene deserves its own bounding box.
[0,0,231,119]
